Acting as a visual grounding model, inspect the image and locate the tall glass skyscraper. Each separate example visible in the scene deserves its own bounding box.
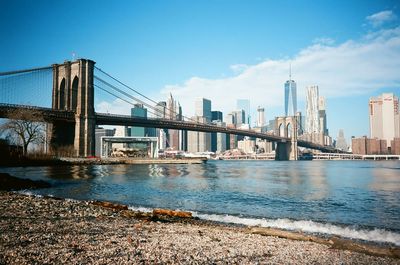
[284,66,297,116]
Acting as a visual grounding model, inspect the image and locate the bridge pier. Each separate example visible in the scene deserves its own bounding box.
[274,116,298,161]
[50,59,95,157]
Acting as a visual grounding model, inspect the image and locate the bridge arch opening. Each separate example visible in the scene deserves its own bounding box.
[279,123,285,137]
[59,78,65,110]
[287,123,292,138]
[71,76,78,111]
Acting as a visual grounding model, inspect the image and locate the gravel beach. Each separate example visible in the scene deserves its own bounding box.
[0,192,399,264]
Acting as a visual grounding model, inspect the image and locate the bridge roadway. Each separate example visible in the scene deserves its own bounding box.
[0,104,342,153]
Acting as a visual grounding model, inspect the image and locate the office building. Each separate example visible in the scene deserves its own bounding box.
[211,121,227,153]
[284,66,297,116]
[188,116,211,152]
[237,99,250,124]
[318,96,328,135]
[305,85,320,134]
[369,93,400,147]
[166,93,181,150]
[225,113,235,125]
[155,101,166,119]
[195,98,212,122]
[189,98,212,152]
[335,129,348,151]
[212,111,223,122]
[234,109,246,125]
[256,106,265,127]
[130,104,147,137]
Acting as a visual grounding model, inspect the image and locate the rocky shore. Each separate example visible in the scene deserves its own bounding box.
[0,192,399,264]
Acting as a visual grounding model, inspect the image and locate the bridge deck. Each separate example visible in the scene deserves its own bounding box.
[0,104,345,153]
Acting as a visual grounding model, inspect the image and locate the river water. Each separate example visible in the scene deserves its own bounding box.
[2,160,400,246]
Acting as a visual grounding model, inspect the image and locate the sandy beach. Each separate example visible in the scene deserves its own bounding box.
[0,192,399,264]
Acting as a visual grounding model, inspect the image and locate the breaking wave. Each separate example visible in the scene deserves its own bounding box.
[192,212,400,246]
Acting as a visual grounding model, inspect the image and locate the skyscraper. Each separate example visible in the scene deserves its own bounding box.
[305,85,320,134]
[318,96,328,135]
[188,116,211,152]
[335,129,348,151]
[211,111,223,122]
[237,99,250,124]
[155,101,166,119]
[166,93,179,150]
[284,66,297,116]
[369,93,400,147]
[195,98,212,122]
[189,98,212,152]
[256,106,265,127]
[130,104,147,137]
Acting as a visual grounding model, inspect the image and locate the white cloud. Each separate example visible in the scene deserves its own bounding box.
[366,10,397,28]
[230,64,249,73]
[161,26,400,118]
[312,37,335,46]
[96,98,132,115]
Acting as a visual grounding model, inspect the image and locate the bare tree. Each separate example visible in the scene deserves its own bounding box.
[0,109,46,156]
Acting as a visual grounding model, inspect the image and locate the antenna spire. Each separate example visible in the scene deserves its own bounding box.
[289,62,292,81]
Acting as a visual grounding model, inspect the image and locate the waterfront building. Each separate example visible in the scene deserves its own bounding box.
[113,126,129,149]
[284,66,297,116]
[335,129,348,151]
[255,139,274,153]
[256,106,265,127]
[237,99,251,124]
[237,137,256,154]
[351,136,387,155]
[233,109,246,126]
[391,138,400,155]
[369,93,400,148]
[95,127,115,157]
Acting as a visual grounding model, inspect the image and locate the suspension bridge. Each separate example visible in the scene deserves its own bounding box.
[0,59,344,160]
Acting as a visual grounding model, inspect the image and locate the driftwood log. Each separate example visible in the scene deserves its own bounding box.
[250,227,400,259]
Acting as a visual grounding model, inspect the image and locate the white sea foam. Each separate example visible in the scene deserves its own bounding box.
[17,190,43,198]
[128,206,153,213]
[192,212,400,246]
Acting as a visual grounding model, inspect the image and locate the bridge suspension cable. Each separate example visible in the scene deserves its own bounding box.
[0,66,52,76]
[94,83,172,119]
[93,67,206,125]
[0,66,52,108]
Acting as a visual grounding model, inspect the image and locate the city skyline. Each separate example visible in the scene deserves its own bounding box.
[1,1,399,142]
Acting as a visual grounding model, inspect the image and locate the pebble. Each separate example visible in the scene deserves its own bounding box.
[0,191,398,264]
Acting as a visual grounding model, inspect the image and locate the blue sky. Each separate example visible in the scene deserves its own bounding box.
[1,0,400,142]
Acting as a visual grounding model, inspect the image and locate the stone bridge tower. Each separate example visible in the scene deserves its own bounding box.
[49,59,95,157]
[275,116,298,160]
